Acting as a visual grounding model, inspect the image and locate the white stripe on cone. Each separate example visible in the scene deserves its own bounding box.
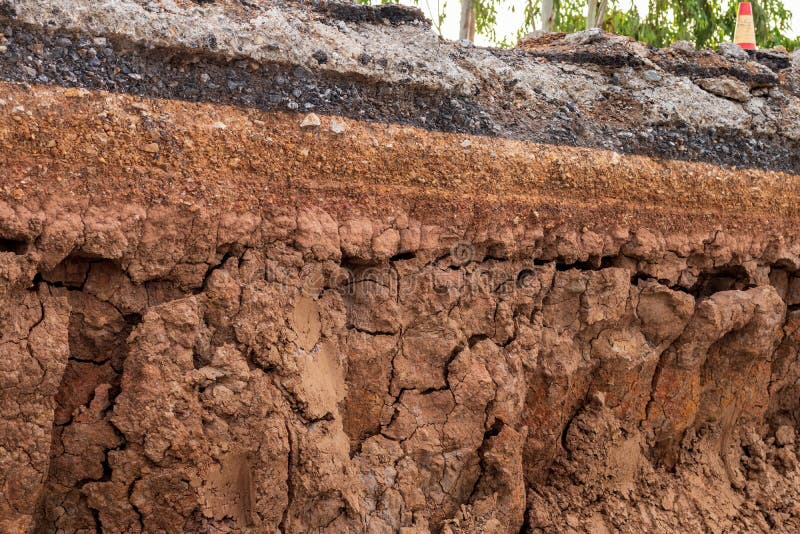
[734,2,756,50]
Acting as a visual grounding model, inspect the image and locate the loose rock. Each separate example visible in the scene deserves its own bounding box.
[719,42,749,61]
[643,70,661,82]
[329,118,347,134]
[312,49,328,64]
[300,112,321,128]
[696,77,751,102]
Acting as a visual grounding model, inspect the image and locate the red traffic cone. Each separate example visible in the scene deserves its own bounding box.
[733,2,757,50]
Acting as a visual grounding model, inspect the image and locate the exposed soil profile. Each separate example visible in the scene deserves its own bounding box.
[2,0,800,533]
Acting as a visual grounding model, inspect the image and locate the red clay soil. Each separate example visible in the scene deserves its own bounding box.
[1,82,797,235]
[3,80,800,534]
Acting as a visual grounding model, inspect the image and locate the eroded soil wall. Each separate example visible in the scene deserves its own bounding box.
[0,197,799,533]
[2,1,800,531]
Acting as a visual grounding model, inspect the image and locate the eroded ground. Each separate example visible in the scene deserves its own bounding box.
[2,1,800,533]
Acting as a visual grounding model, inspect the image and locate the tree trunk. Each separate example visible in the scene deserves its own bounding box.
[597,0,607,27]
[586,0,608,29]
[542,0,555,32]
[459,0,475,41]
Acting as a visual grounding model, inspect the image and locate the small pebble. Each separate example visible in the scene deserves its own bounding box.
[312,50,328,64]
[643,70,661,82]
[300,113,321,128]
[330,119,347,134]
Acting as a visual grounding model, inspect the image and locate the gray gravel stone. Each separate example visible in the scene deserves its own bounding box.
[719,42,748,61]
[643,70,661,82]
[0,0,798,174]
[696,77,751,102]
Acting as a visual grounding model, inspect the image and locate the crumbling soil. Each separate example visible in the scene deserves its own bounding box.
[2,1,800,533]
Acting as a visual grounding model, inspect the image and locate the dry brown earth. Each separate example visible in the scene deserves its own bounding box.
[2,1,800,533]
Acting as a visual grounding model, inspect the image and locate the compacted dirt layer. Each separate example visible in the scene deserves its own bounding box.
[2,1,800,533]
[2,79,800,534]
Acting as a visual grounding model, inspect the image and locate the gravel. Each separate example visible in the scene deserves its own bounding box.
[719,42,749,61]
[0,3,798,174]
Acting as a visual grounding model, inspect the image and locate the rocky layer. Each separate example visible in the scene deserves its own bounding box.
[2,1,800,533]
[1,0,800,172]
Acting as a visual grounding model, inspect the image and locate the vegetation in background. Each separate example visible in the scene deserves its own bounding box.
[356,0,800,50]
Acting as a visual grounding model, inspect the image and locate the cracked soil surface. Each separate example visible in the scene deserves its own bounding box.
[2,1,800,533]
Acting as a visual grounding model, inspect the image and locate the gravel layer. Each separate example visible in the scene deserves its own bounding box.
[1,1,800,173]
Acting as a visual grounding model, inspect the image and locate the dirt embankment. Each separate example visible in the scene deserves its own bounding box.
[2,185,800,533]
[2,1,800,533]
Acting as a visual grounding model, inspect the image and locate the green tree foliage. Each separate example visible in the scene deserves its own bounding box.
[356,0,799,50]
[601,0,799,50]
[720,0,800,48]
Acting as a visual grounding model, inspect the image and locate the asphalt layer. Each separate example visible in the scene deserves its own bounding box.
[1,18,799,174]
